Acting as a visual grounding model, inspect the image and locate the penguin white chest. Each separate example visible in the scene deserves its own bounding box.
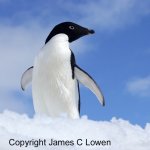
[32,34,79,118]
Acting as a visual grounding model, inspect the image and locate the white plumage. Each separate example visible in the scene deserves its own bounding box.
[32,34,80,118]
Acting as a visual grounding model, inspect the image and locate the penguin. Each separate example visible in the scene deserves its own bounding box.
[21,22,105,119]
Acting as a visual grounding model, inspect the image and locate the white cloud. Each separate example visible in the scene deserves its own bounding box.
[126,76,150,97]
[2,0,150,31]
[63,0,150,31]
[0,24,46,88]
[0,110,150,150]
[0,24,48,113]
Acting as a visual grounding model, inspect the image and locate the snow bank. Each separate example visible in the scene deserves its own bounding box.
[0,111,150,150]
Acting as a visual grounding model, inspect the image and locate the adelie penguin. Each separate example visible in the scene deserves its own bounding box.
[21,22,105,119]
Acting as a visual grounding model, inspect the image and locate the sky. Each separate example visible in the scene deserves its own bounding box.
[0,0,150,127]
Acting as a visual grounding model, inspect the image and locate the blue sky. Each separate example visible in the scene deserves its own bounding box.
[0,0,150,127]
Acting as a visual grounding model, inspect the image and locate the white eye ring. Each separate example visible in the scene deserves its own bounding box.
[69,26,75,30]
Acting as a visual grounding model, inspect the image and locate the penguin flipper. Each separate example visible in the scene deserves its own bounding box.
[74,65,105,106]
[21,66,33,91]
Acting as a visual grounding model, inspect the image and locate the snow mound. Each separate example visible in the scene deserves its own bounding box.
[0,111,150,150]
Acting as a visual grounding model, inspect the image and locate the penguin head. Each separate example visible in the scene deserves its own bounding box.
[45,22,95,44]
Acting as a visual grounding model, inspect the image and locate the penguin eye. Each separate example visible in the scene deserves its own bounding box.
[69,26,75,30]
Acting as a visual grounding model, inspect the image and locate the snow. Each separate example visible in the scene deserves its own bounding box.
[0,110,150,150]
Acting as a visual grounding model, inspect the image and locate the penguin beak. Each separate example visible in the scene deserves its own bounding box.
[82,27,95,35]
[88,29,95,34]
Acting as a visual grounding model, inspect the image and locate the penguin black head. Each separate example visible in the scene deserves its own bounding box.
[45,22,95,44]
